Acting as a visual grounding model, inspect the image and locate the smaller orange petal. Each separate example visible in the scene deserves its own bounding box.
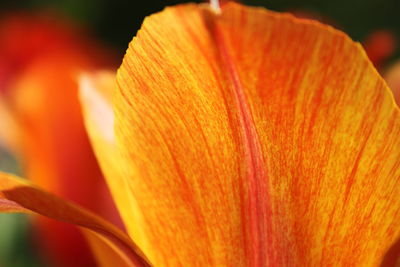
[0,171,151,267]
[84,230,144,267]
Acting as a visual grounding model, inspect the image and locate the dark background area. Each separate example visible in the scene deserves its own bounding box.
[1,0,400,58]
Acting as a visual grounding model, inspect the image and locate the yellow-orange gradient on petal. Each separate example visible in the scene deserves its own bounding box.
[0,13,121,267]
[109,3,400,266]
[79,71,140,234]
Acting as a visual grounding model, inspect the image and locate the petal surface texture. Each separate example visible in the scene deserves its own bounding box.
[115,3,400,266]
[0,171,151,267]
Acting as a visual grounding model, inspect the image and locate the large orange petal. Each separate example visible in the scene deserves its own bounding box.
[114,3,400,266]
[0,171,151,267]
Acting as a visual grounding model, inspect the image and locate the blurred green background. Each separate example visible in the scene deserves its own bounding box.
[1,0,400,58]
[0,0,399,266]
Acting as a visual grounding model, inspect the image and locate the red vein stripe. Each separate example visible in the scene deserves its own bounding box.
[210,14,274,267]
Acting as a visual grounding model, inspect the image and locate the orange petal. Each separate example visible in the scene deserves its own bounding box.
[0,12,117,217]
[0,97,20,151]
[114,3,400,266]
[0,13,120,266]
[0,171,151,267]
[6,51,113,267]
[79,71,138,233]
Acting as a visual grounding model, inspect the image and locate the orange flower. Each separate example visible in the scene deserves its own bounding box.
[1,2,399,266]
[0,13,120,267]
